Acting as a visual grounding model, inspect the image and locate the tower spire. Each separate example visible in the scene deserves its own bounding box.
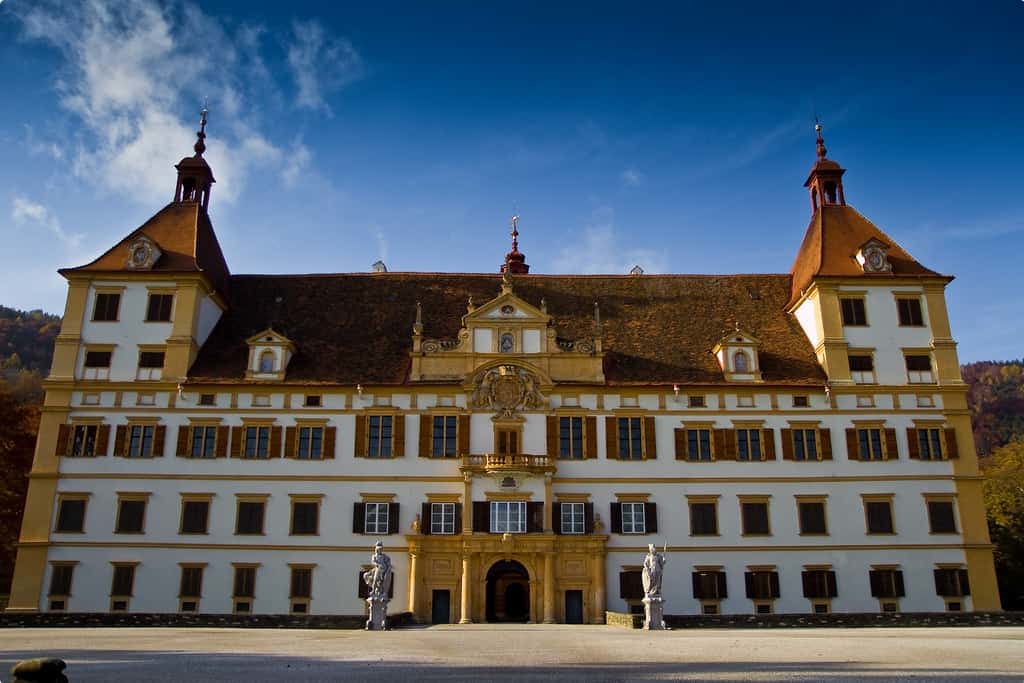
[814,117,827,161]
[803,118,846,215]
[500,214,530,274]
[194,99,209,157]
[174,102,216,210]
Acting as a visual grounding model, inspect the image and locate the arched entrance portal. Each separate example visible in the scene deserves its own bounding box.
[485,560,530,623]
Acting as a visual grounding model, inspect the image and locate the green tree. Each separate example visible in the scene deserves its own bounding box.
[982,439,1024,610]
[0,387,39,592]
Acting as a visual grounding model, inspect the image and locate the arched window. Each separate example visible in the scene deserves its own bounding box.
[259,350,275,373]
[733,351,750,373]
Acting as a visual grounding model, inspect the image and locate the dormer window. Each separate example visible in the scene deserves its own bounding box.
[733,351,750,373]
[245,328,295,381]
[712,327,762,382]
[259,351,275,373]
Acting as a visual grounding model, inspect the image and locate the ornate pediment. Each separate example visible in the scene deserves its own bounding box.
[469,363,547,417]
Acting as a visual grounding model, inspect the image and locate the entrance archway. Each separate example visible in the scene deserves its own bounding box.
[485,560,530,623]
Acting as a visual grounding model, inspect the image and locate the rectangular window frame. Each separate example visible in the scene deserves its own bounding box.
[739,497,772,536]
[736,428,763,462]
[489,500,527,534]
[82,346,113,380]
[244,425,271,459]
[795,496,828,536]
[430,501,457,535]
[48,562,77,601]
[688,496,719,536]
[617,416,645,460]
[924,495,958,535]
[364,501,391,535]
[69,424,100,457]
[792,428,820,461]
[145,291,175,323]
[620,501,647,535]
[560,501,586,535]
[917,427,945,460]
[127,423,157,458]
[109,562,138,612]
[862,495,896,535]
[232,563,259,613]
[289,564,315,614]
[179,494,213,535]
[190,425,218,459]
[297,426,324,460]
[904,352,935,384]
[136,348,165,381]
[840,297,868,326]
[290,495,322,536]
[558,416,585,460]
[896,296,925,327]
[54,493,90,533]
[848,352,876,384]
[114,493,150,534]
[686,428,713,462]
[235,495,268,535]
[91,290,122,322]
[368,414,395,458]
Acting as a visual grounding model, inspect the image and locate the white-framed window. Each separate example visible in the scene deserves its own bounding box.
[83,350,112,380]
[430,502,456,535]
[906,355,934,383]
[621,502,646,534]
[560,502,585,534]
[365,502,390,535]
[490,501,526,533]
[849,355,875,384]
[137,351,164,381]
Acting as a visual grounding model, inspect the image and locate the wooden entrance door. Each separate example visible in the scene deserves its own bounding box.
[431,589,451,624]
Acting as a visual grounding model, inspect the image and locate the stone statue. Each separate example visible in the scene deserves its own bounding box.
[362,540,393,630]
[641,543,667,630]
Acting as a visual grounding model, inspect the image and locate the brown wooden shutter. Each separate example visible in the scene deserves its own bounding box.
[551,502,562,535]
[284,426,297,458]
[55,424,71,457]
[605,417,618,459]
[392,415,406,457]
[714,429,735,461]
[644,503,658,533]
[883,428,897,460]
[152,425,166,457]
[472,501,490,533]
[454,503,463,534]
[819,428,833,461]
[419,415,432,457]
[527,502,544,533]
[457,414,470,455]
[216,426,229,458]
[674,428,686,460]
[176,426,191,457]
[944,428,959,459]
[584,502,595,534]
[744,572,755,598]
[761,429,776,461]
[826,571,838,598]
[801,571,815,598]
[769,572,780,598]
[421,502,432,535]
[387,503,400,534]
[845,428,859,461]
[907,428,920,459]
[547,416,559,457]
[230,426,243,458]
[781,428,794,460]
[323,426,336,459]
[352,503,366,534]
[95,425,110,457]
[609,502,622,533]
[584,417,597,459]
[269,426,282,458]
[354,415,367,458]
[643,416,656,459]
[114,425,127,457]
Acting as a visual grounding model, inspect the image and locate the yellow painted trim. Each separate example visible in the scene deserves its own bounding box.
[360,493,396,502]
[425,493,462,502]
[613,493,650,502]
[484,491,534,501]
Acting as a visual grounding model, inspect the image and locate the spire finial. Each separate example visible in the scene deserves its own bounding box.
[194,99,209,157]
[814,117,827,161]
[510,215,520,253]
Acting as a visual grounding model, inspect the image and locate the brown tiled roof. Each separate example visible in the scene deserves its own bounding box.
[788,204,943,307]
[60,202,230,295]
[187,273,826,386]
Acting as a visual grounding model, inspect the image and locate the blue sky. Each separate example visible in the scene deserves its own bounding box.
[0,1,1021,362]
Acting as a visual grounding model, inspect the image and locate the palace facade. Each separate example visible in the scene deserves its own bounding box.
[6,116,999,622]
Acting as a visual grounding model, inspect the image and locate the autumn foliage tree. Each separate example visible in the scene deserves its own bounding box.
[0,387,40,592]
[982,439,1024,610]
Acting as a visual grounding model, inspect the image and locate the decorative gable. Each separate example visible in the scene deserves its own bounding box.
[245,328,295,381]
[712,326,763,382]
[854,238,892,274]
[125,235,163,270]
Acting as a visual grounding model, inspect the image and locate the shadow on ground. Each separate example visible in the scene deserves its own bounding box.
[0,650,1018,683]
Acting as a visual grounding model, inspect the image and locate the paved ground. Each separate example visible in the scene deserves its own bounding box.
[0,625,1022,682]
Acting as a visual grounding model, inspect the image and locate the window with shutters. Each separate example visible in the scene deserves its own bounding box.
[290,565,314,613]
[244,426,271,459]
[869,568,905,600]
[49,563,75,599]
[55,496,88,533]
[916,428,944,460]
[857,428,884,460]
[686,428,712,461]
[496,428,519,456]
[863,497,895,534]
[905,354,934,383]
[430,415,457,457]
[934,567,970,598]
[365,502,391,534]
[559,416,584,459]
[297,426,323,459]
[926,499,957,534]
[801,569,837,599]
[179,565,204,612]
[233,565,257,613]
[620,502,646,534]
[689,501,718,536]
[792,429,818,461]
[740,500,771,536]
[490,501,526,533]
[179,499,210,534]
[70,425,100,457]
[840,297,867,326]
[291,500,320,535]
[190,426,217,458]
[110,563,136,611]
[692,570,728,600]
[849,354,875,384]
[83,349,113,380]
[115,496,148,534]
[145,293,174,322]
[235,499,266,535]
[560,502,585,535]
[430,502,457,535]
[136,350,165,380]
[797,499,828,535]
[617,417,644,460]
[745,570,780,601]
[368,415,394,457]
[127,424,156,457]
[92,292,121,321]
[736,429,762,461]
[896,297,924,327]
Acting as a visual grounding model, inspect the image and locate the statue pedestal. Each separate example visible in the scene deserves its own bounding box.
[642,596,666,630]
[365,597,389,630]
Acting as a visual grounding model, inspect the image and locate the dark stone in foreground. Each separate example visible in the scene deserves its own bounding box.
[11,657,68,683]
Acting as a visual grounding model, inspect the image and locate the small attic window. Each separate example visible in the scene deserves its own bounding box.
[265,336,273,342]
[733,351,750,373]
[259,350,275,373]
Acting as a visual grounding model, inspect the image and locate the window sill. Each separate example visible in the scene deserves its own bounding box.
[113,531,146,535]
[798,532,830,537]
[740,533,772,538]
[54,530,86,534]
[690,533,720,538]
[179,531,209,536]
[289,532,321,537]
[234,532,267,536]
[865,532,897,536]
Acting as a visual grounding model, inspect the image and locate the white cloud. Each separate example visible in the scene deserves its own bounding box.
[14,1,355,206]
[11,196,83,249]
[553,207,666,275]
[620,167,644,187]
[287,19,364,114]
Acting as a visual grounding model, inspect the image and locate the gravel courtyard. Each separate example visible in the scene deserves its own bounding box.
[0,624,1022,682]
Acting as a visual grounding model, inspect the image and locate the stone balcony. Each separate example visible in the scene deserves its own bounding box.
[461,453,556,476]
